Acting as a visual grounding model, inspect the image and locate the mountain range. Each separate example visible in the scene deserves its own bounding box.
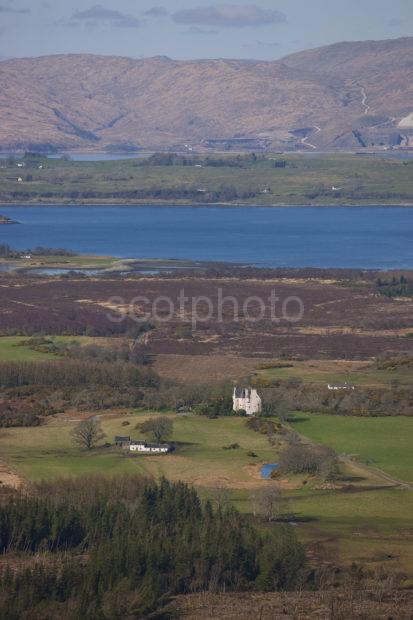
[0,37,412,152]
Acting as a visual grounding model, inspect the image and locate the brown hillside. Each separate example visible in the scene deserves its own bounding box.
[0,37,412,152]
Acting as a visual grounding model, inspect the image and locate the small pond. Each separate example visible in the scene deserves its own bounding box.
[260,463,279,480]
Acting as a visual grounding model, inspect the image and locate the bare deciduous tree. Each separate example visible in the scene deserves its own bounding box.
[71,418,106,450]
[210,484,230,510]
[138,416,173,443]
[250,484,287,521]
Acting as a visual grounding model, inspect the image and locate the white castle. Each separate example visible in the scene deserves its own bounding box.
[233,387,262,416]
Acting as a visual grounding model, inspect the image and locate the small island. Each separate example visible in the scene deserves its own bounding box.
[0,214,17,225]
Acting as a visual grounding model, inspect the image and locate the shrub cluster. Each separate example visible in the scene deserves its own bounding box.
[279,442,338,480]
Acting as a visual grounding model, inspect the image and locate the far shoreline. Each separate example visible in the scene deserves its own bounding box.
[1,201,413,209]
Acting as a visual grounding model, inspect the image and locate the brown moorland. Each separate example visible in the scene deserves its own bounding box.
[170,589,413,620]
[0,271,412,359]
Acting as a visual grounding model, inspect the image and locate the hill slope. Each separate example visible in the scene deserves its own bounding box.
[0,37,412,152]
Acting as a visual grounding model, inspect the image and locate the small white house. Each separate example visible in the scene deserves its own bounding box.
[129,440,170,454]
[327,382,355,391]
[233,387,262,416]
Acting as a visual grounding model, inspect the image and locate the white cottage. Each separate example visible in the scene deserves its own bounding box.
[327,382,355,391]
[233,387,262,416]
[129,440,171,454]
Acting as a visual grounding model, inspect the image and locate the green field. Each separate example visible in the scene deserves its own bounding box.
[0,254,123,274]
[1,409,412,571]
[261,412,412,570]
[4,409,411,487]
[284,412,413,570]
[212,479,413,569]
[25,255,119,268]
[0,336,58,362]
[0,335,106,362]
[285,485,413,571]
[1,153,413,205]
[0,412,275,485]
[289,413,413,482]
[255,359,413,388]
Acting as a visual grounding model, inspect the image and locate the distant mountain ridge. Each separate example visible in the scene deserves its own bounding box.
[0,37,412,152]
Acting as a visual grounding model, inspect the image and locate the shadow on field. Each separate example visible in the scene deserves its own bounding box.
[279,515,318,524]
[337,474,367,483]
[286,415,310,424]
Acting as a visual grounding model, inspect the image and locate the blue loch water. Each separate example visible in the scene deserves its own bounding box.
[0,205,412,269]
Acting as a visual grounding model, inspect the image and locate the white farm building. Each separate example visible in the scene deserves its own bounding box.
[129,441,171,454]
[327,382,355,391]
[114,436,171,454]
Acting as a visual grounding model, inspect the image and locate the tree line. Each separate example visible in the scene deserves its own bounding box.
[1,186,258,202]
[0,360,159,389]
[376,275,413,298]
[0,365,235,428]
[256,382,413,417]
[0,359,160,425]
[139,152,263,167]
[0,244,75,258]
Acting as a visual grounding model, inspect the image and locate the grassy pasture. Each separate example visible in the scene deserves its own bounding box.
[284,412,413,570]
[25,255,118,268]
[1,408,412,571]
[232,484,413,572]
[0,336,58,362]
[285,486,413,572]
[0,412,275,486]
[255,358,413,388]
[1,153,413,204]
[225,456,413,571]
[289,413,413,483]
[0,335,106,362]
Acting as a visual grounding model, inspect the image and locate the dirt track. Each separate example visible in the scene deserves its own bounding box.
[339,455,413,490]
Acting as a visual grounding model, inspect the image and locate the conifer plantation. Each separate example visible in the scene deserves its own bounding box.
[0,476,305,618]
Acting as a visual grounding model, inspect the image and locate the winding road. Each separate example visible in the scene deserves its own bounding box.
[300,125,321,150]
[360,86,370,115]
